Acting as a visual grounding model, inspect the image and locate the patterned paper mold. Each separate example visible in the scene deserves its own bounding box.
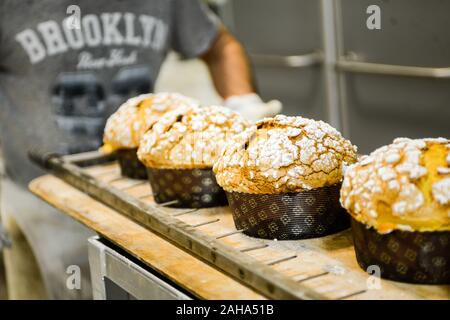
[147,168,227,208]
[351,219,449,284]
[340,137,450,234]
[103,92,199,151]
[213,115,358,194]
[115,148,148,180]
[227,185,349,240]
[213,115,356,240]
[137,105,249,169]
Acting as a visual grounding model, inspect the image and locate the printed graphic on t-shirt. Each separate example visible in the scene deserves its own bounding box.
[15,12,168,69]
[11,11,164,154]
[51,72,106,153]
[51,66,153,154]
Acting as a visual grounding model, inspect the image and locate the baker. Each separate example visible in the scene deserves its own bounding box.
[0,0,282,299]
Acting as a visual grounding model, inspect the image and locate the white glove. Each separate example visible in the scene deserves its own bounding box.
[224,93,282,122]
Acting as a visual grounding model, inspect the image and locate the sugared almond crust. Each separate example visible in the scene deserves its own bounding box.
[137,105,249,169]
[103,93,199,151]
[340,138,450,233]
[213,115,357,194]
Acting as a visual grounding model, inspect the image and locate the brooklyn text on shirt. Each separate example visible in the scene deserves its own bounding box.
[14,12,169,65]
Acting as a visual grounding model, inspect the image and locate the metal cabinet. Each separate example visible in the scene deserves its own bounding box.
[337,0,450,153]
[216,0,450,153]
[88,236,192,300]
[220,0,326,120]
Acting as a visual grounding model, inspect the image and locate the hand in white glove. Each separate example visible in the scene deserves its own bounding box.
[224,93,282,122]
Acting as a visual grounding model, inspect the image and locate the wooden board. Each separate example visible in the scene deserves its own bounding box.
[39,156,324,299]
[31,160,450,300]
[30,175,264,300]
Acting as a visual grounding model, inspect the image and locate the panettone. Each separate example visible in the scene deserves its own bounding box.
[137,105,249,169]
[103,92,199,152]
[340,137,450,234]
[213,115,358,194]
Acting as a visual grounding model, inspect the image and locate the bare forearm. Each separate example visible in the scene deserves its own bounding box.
[202,29,255,99]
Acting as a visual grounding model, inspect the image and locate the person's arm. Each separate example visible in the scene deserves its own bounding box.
[201,28,282,121]
[201,27,255,99]
[170,0,281,121]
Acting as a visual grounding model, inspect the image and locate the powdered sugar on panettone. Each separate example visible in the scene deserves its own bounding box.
[384,152,401,164]
[103,94,153,149]
[392,183,425,215]
[340,137,450,233]
[213,115,357,194]
[437,167,450,175]
[103,93,199,150]
[137,105,249,169]
[432,178,450,205]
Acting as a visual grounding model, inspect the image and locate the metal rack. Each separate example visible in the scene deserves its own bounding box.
[30,150,450,300]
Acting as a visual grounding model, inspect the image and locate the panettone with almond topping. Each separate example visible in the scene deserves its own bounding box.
[136,105,249,208]
[340,137,450,285]
[340,137,450,234]
[213,115,358,194]
[103,92,199,152]
[137,105,249,169]
[102,92,199,179]
[213,115,358,240]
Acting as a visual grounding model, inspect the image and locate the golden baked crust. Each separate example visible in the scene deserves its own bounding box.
[340,138,450,233]
[102,93,199,152]
[137,105,249,169]
[213,115,358,194]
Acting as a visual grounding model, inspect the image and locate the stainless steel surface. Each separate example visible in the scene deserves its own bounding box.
[320,0,342,129]
[249,51,323,68]
[88,236,191,300]
[339,0,450,66]
[337,0,450,153]
[63,150,116,165]
[337,55,450,78]
[88,236,106,300]
[221,0,326,119]
[218,0,450,153]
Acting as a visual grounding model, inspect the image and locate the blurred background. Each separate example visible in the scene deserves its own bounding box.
[159,0,450,155]
[1,0,450,298]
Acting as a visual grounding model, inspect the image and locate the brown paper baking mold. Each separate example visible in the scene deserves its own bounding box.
[226,184,349,240]
[147,168,228,208]
[351,219,450,284]
[116,148,148,180]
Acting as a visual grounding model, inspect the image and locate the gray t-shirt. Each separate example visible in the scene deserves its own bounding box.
[0,0,219,187]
